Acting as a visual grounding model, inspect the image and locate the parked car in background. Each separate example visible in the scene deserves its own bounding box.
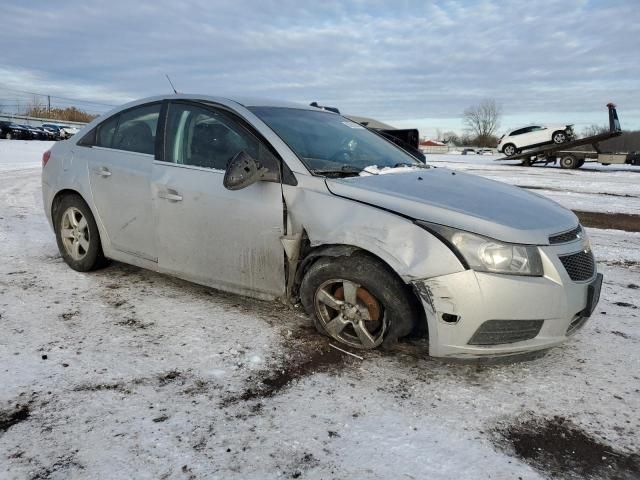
[0,121,27,139]
[41,94,602,359]
[35,126,56,140]
[21,124,50,140]
[6,123,30,139]
[60,125,80,139]
[498,124,574,156]
[41,124,64,140]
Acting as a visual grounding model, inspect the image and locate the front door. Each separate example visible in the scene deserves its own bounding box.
[85,102,161,261]
[152,101,286,299]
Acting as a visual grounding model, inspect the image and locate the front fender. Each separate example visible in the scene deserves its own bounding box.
[283,178,464,282]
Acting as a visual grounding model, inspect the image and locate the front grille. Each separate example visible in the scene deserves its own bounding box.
[559,250,595,282]
[549,225,582,244]
[468,320,544,346]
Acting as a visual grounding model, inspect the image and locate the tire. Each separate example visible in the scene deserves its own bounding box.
[5,132,12,140]
[300,253,418,349]
[552,131,567,144]
[503,144,516,156]
[54,194,107,272]
[560,155,578,169]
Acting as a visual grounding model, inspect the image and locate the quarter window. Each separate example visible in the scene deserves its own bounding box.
[96,115,118,147]
[163,102,278,174]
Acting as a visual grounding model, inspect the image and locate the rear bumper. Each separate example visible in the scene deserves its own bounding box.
[42,176,55,230]
[412,258,600,358]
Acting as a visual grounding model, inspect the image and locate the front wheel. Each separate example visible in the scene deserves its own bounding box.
[553,131,567,144]
[54,194,107,271]
[5,132,12,140]
[300,253,417,349]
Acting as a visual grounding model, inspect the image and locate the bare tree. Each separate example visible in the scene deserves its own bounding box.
[581,124,608,138]
[463,99,501,147]
[441,131,460,145]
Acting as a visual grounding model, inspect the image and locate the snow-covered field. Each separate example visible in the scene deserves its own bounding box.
[427,153,640,216]
[0,140,638,479]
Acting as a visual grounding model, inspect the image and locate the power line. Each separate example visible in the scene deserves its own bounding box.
[0,84,118,108]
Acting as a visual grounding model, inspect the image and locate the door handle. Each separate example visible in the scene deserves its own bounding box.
[158,189,183,202]
[94,166,111,177]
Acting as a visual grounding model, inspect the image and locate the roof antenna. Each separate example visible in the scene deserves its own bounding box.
[165,74,178,94]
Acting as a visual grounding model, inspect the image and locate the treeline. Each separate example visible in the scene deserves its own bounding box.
[437,131,499,148]
[24,105,98,123]
[572,130,640,152]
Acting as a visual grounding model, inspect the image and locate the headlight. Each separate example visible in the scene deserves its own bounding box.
[417,221,543,276]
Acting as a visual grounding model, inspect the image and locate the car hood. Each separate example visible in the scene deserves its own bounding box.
[325,168,577,245]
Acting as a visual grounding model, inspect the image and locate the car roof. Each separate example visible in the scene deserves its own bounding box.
[113,94,320,112]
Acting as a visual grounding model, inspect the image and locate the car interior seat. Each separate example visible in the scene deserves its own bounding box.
[190,122,235,170]
[114,121,154,155]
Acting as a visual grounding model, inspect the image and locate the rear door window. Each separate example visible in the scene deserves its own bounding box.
[96,115,119,147]
[111,104,161,155]
[79,103,161,154]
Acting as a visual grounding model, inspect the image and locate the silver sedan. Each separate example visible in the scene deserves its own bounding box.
[42,95,602,358]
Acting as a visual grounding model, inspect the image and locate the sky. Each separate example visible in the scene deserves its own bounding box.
[0,0,639,137]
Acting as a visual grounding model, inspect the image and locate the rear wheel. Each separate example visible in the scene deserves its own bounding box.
[553,131,567,144]
[5,132,12,140]
[300,253,417,349]
[560,155,579,169]
[54,194,107,271]
[503,144,516,156]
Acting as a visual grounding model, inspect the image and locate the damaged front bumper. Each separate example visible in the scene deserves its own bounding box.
[412,262,601,359]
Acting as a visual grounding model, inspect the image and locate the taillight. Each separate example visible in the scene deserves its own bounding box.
[42,149,51,168]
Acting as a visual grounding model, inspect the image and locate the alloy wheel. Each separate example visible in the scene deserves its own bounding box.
[60,207,90,260]
[504,145,515,156]
[553,132,566,143]
[314,279,387,349]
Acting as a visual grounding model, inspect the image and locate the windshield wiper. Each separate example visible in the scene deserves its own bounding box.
[392,162,429,168]
[310,166,363,177]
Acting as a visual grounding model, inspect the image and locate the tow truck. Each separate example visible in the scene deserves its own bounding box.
[495,104,639,169]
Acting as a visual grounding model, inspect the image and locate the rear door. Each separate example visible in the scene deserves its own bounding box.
[151,101,286,299]
[82,102,161,262]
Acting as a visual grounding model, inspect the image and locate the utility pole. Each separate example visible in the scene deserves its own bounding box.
[47,95,51,116]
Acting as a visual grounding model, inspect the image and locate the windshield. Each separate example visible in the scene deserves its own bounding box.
[249,107,420,175]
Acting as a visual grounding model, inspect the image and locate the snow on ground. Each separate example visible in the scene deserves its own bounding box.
[0,140,54,172]
[427,153,640,215]
[0,139,639,479]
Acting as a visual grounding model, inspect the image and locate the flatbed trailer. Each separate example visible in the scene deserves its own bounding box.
[494,104,638,169]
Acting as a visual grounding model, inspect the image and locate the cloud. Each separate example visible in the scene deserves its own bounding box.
[0,0,638,132]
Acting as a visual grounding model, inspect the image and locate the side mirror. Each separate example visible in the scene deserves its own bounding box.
[223,151,268,191]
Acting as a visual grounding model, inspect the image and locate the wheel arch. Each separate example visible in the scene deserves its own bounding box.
[50,189,105,243]
[51,188,86,223]
[292,240,427,337]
